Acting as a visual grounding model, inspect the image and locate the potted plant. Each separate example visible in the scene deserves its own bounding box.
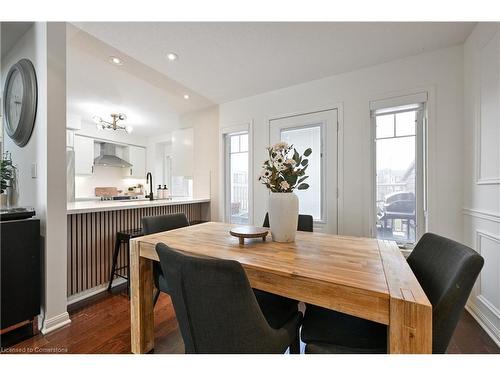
[1,151,16,207]
[258,142,311,242]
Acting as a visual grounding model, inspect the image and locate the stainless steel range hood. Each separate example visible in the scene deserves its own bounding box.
[94,142,132,168]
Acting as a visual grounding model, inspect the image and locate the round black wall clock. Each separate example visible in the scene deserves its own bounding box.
[2,58,38,147]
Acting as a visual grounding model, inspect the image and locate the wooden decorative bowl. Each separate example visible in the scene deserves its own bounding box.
[229,226,269,246]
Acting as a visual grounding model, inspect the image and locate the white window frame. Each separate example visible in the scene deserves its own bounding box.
[370,101,428,247]
[268,108,339,233]
[220,123,253,224]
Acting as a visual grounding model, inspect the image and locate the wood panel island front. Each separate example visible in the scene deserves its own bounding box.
[66,198,210,300]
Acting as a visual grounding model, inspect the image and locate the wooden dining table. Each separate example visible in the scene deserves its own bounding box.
[129,221,432,354]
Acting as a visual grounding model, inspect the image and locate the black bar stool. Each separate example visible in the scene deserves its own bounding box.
[107,228,144,296]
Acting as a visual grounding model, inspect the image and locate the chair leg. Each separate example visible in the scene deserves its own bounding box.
[31,316,39,336]
[107,238,121,291]
[153,289,161,306]
[126,241,131,298]
[289,325,301,354]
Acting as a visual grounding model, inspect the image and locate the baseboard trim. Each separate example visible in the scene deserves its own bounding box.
[41,312,71,335]
[67,278,127,306]
[466,302,500,348]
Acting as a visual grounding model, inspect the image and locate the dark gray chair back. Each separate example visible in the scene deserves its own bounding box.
[155,243,297,353]
[263,213,313,232]
[142,213,189,235]
[142,213,190,298]
[407,233,484,353]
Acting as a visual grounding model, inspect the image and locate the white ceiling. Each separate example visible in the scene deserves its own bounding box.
[73,22,475,104]
[67,24,215,137]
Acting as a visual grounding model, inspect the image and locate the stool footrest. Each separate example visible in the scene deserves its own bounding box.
[111,273,128,281]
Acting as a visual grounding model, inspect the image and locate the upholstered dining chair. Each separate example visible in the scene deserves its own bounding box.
[262,212,314,232]
[301,232,484,354]
[141,213,190,305]
[155,243,303,354]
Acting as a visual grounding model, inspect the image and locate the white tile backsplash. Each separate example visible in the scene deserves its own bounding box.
[75,165,146,199]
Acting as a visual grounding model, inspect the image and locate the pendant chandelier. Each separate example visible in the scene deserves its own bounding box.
[93,113,133,134]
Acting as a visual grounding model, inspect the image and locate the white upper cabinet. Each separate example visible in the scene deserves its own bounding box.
[172,128,194,177]
[74,135,94,175]
[127,145,146,178]
[66,130,74,148]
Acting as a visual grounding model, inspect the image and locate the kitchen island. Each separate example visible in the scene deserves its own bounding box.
[67,197,210,301]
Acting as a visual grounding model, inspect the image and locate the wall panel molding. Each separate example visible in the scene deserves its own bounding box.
[463,207,500,223]
[475,230,500,326]
[475,29,500,185]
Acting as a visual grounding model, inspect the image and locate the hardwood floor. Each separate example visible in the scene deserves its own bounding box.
[2,286,499,354]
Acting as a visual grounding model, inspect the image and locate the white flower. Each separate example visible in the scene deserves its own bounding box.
[275,162,286,172]
[280,181,290,190]
[261,169,272,178]
[272,155,285,164]
[272,142,289,151]
[285,158,295,165]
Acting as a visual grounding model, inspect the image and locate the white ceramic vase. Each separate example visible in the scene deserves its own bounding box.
[268,192,299,242]
[0,194,7,208]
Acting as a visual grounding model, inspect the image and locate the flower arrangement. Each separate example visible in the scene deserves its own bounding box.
[258,142,311,193]
[1,151,16,195]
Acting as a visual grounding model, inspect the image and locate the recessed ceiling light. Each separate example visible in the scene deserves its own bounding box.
[183,94,190,100]
[166,52,178,61]
[110,56,123,65]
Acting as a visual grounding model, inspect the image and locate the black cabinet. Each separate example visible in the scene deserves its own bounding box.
[0,218,41,331]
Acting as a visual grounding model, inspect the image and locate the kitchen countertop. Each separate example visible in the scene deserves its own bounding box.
[67,197,210,214]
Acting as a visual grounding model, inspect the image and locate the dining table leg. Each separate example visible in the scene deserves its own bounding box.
[378,239,432,353]
[130,240,155,354]
[388,294,432,353]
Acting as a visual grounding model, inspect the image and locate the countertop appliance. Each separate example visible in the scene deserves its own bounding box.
[0,207,36,221]
[1,216,40,338]
[100,196,140,201]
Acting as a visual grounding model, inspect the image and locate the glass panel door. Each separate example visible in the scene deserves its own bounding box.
[269,109,338,233]
[374,105,425,245]
[225,132,249,224]
[281,125,322,220]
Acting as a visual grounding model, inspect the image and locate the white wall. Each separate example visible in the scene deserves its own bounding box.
[2,24,45,209]
[1,22,69,333]
[180,106,220,220]
[220,45,464,240]
[463,23,500,346]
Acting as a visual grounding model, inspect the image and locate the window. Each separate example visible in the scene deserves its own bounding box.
[281,125,322,221]
[225,132,249,224]
[372,104,426,245]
